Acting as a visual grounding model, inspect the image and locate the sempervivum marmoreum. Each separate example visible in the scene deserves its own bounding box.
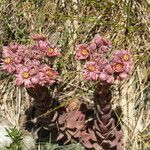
[57,100,86,144]
[75,34,134,150]
[0,34,60,129]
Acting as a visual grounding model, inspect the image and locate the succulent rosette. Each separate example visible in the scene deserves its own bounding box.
[57,110,86,144]
[57,100,86,144]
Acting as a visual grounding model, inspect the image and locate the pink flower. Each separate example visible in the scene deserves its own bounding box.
[75,44,90,60]
[31,75,40,85]
[105,64,114,74]
[111,59,133,82]
[46,68,58,80]
[112,50,133,74]
[75,34,134,84]
[113,50,132,62]
[119,72,128,80]
[45,45,60,57]
[2,46,14,58]
[83,62,99,81]
[107,75,115,84]
[112,62,125,73]
[99,71,108,81]
[1,57,16,73]
[1,34,60,88]
[30,49,43,60]
[89,42,97,51]
[14,55,23,64]
[15,67,34,88]
[92,34,111,48]
[99,46,109,53]
[93,34,103,47]
[38,40,49,51]
[41,64,58,79]
[124,62,134,74]
[1,48,16,73]
[38,64,58,86]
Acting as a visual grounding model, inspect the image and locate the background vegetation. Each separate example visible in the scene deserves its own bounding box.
[0,0,149,149]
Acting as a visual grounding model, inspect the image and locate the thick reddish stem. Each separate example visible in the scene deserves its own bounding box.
[26,86,58,128]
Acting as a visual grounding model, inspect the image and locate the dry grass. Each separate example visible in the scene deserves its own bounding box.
[0,0,149,149]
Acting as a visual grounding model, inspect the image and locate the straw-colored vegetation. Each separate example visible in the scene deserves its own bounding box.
[0,0,149,150]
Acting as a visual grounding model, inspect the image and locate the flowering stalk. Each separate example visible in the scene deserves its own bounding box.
[94,84,123,150]
[75,34,134,149]
[1,34,60,129]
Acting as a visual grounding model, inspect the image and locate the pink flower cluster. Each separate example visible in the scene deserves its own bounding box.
[1,34,60,88]
[75,34,134,84]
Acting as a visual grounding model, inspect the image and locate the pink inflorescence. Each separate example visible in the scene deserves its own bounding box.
[0,34,60,88]
[75,34,134,84]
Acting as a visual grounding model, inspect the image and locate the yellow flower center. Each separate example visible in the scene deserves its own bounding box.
[87,64,96,71]
[22,72,30,79]
[68,101,79,110]
[48,47,54,54]
[115,63,123,71]
[47,70,54,77]
[123,54,130,61]
[81,49,89,56]
[4,58,11,64]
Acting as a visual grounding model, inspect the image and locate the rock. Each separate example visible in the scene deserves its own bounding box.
[0,125,12,149]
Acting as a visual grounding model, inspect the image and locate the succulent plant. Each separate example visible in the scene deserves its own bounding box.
[0,34,62,132]
[57,100,86,144]
[81,84,123,150]
[74,34,134,150]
